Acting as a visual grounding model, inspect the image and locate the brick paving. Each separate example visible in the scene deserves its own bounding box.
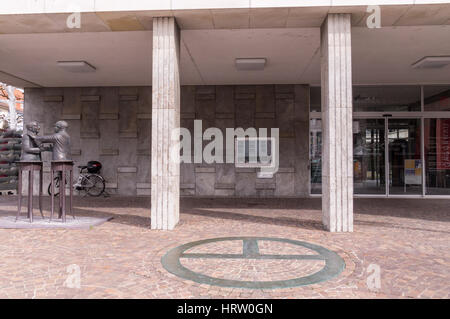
[0,196,449,299]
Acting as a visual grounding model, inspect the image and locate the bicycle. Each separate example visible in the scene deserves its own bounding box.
[48,161,106,197]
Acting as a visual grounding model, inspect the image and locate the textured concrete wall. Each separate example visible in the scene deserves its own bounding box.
[24,84,310,197]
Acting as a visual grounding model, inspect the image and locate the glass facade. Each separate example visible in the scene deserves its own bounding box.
[424,86,450,112]
[310,118,322,194]
[424,119,450,195]
[310,87,321,113]
[353,119,385,194]
[388,119,422,195]
[310,85,422,112]
[310,85,450,197]
[353,86,421,112]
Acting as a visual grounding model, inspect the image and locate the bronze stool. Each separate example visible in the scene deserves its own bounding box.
[16,161,44,222]
[50,161,74,222]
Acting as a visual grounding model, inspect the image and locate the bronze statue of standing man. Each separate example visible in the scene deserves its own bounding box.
[33,120,72,161]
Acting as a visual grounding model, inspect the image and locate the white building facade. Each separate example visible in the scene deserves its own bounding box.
[1,1,449,231]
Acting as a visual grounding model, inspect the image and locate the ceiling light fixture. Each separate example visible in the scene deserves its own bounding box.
[411,56,450,69]
[57,61,96,73]
[235,58,266,71]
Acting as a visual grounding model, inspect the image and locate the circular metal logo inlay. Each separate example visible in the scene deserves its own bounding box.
[161,237,345,289]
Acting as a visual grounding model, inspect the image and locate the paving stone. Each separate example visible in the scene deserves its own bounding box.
[0,197,447,298]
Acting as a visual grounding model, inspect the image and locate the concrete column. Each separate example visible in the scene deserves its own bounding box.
[320,14,353,232]
[151,17,180,230]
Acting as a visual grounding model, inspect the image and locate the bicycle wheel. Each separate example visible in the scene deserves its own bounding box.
[47,176,60,196]
[84,174,105,197]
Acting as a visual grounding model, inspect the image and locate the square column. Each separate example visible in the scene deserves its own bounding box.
[320,14,353,232]
[151,17,180,230]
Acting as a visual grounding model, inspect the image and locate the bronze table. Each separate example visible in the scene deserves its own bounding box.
[16,161,44,223]
[50,161,74,223]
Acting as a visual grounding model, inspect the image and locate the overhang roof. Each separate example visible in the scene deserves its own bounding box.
[0,1,449,33]
[0,1,449,88]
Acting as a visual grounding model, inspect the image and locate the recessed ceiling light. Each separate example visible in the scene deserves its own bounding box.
[57,61,96,73]
[235,58,266,71]
[411,56,450,69]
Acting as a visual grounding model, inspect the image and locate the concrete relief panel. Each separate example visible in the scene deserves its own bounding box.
[81,101,100,138]
[42,88,63,134]
[118,137,137,167]
[235,99,255,128]
[257,189,275,197]
[279,138,295,168]
[255,85,275,113]
[255,178,275,197]
[99,113,119,187]
[235,85,256,99]
[275,84,295,95]
[137,155,150,184]
[24,88,45,124]
[181,163,196,196]
[255,118,276,131]
[195,86,216,126]
[215,118,234,132]
[295,123,309,196]
[275,172,296,196]
[100,87,119,114]
[118,172,137,196]
[137,86,152,114]
[119,100,138,138]
[276,98,295,138]
[62,88,81,115]
[80,138,100,164]
[66,119,81,157]
[137,119,151,155]
[100,119,119,155]
[294,85,309,122]
[196,86,216,101]
[215,163,235,191]
[181,86,196,114]
[181,118,195,162]
[196,171,216,196]
[216,86,234,114]
[215,118,234,162]
[236,172,256,197]
[181,163,195,185]
[234,85,256,129]
[119,87,138,138]
[100,154,118,188]
[294,84,310,197]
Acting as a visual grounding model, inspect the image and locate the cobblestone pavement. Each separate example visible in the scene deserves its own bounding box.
[0,196,448,299]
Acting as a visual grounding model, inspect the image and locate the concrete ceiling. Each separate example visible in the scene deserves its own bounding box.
[0,4,449,34]
[0,25,449,88]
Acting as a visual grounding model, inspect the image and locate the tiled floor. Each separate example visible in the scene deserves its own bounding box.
[0,196,448,299]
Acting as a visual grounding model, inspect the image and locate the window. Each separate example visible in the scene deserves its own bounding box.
[309,119,322,194]
[309,85,422,112]
[353,86,421,112]
[424,86,450,112]
[425,118,450,195]
[310,87,321,112]
[235,137,273,167]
